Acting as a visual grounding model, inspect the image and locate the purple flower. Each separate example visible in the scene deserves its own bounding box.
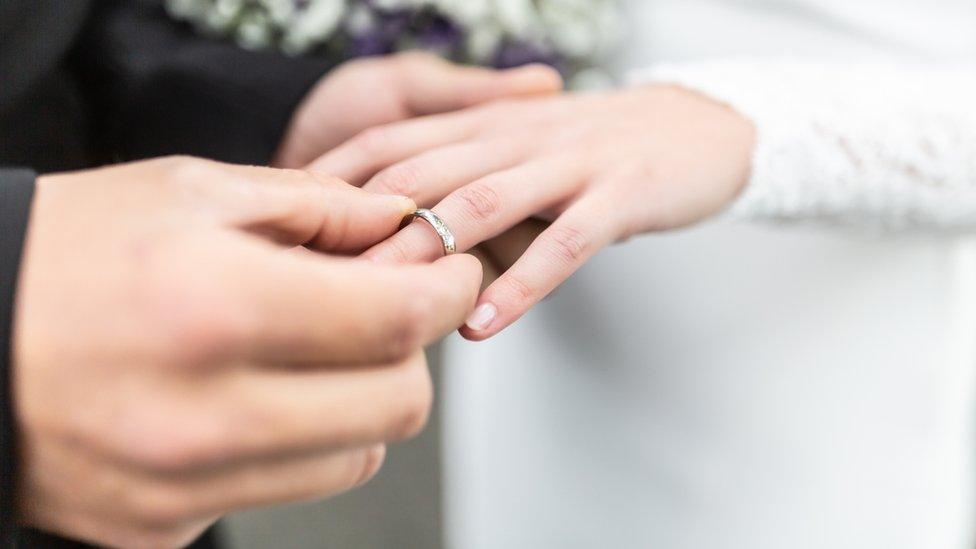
[345,5,467,60]
[493,40,567,75]
[171,0,579,77]
[345,7,411,57]
[412,11,463,53]
[348,33,394,56]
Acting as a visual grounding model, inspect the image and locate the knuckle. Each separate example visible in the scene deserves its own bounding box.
[135,242,261,366]
[545,225,590,265]
[306,170,348,190]
[154,154,198,169]
[503,272,536,302]
[403,287,439,332]
[111,408,231,474]
[353,127,394,157]
[165,303,256,366]
[454,182,502,223]
[378,235,415,264]
[371,163,422,197]
[161,156,223,188]
[388,362,433,441]
[380,296,430,360]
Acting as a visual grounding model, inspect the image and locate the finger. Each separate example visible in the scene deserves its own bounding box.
[397,53,563,114]
[306,113,479,185]
[216,240,482,364]
[213,163,416,252]
[184,445,385,519]
[363,158,584,264]
[131,444,386,524]
[115,352,432,474]
[223,351,432,455]
[363,138,527,206]
[461,196,618,340]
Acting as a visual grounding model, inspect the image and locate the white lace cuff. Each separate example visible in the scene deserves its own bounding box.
[630,59,976,231]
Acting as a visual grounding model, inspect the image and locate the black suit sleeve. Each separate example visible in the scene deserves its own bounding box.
[0,169,35,549]
[73,0,336,166]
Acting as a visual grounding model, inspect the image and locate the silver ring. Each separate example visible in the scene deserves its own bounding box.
[402,209,456,256]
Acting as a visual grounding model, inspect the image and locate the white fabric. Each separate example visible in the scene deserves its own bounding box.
[442,1,976,549]
[636,61,976,230]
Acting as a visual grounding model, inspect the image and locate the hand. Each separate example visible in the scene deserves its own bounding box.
[310,85,755,339]
[273,51,562,169]
[15,157,482,548]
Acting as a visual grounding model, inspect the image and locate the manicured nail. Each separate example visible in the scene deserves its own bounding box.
[465,303,497,331]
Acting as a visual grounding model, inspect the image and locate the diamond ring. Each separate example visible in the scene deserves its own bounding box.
[401,209,457,256]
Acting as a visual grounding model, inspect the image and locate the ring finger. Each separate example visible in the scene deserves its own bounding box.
[364,156,586,264]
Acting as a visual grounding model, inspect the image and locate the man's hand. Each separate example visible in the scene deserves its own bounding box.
[14,157,482,548]
[272,51,562,169]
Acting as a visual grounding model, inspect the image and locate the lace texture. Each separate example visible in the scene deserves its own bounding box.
[632,59,976,231]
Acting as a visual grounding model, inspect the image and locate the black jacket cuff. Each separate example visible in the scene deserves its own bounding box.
[0,169,35,548]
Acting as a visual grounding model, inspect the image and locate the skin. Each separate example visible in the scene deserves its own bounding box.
[15,157,483,548]
[273,51,564,169]
[308,85,757,340]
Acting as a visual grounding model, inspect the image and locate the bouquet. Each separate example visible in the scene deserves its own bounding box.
[165,0,621,87]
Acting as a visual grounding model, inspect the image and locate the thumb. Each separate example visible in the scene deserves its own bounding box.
[397,53,563,115]
[220,164,416,253]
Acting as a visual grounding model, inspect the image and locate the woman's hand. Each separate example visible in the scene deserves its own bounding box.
[309,85,756,339]
[273,51,562,168]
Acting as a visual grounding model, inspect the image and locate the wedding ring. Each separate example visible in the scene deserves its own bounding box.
[402,209,457,256]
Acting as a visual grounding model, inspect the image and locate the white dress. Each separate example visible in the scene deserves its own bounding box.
[442,1,976,548]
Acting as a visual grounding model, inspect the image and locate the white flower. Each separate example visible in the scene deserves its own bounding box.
[258,0,297,26]
[281,0,348,55]
[236,10,275,49]
[203,0,245,33]
[491,0,543,40]
[163,0,624,78]
[372,0,429,10]
[344,3,376,36]
[538,0,620,58]
[165,0,210,19]
[434,0,493,26]
[466,22,504,62]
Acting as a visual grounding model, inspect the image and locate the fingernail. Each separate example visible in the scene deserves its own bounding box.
[384,195,416,213]
[465,303,497,332]
[505,64,563,88]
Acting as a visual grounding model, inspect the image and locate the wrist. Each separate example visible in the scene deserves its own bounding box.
[611,84,758,231]
[655,82,755,188]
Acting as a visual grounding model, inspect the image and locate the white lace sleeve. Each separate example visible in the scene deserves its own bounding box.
[629,59,976,231]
